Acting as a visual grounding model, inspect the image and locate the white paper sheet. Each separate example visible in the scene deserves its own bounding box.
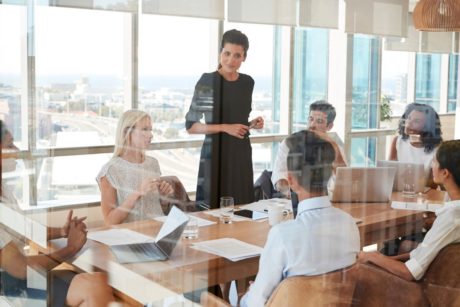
[202,210,248,222]
[88,228,155,246]
[391,201,443,212]
[191,238,263,261]
[241,198,292,212]
[154,215,216,227]
[155,206,189,243]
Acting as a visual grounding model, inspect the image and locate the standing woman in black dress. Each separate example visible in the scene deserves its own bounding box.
[185,29,264,209]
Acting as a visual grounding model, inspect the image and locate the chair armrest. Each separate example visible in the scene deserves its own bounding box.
[353,263,429,307]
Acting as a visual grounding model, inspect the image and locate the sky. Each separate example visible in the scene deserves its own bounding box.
[0,2,413,89]
[0,4,274,79]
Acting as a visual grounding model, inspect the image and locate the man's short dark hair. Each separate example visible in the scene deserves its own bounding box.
[309,100,336,126]
[286,130,335,194]
[436,140,460,187]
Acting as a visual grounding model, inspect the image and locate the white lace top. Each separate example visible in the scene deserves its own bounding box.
[96,156,164,223]
[396,136,437,178]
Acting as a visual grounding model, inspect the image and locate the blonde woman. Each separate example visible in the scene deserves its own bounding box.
[97,110,173,225]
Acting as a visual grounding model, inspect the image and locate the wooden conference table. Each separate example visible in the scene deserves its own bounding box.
[41,190,445,304]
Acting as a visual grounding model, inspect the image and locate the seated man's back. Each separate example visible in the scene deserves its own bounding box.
[242,130,360,306]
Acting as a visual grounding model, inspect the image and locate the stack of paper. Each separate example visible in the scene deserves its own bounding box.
[88,228,155,246]
[202,210,248,222]
[242,198,292,212]
[154,215,216,227]
[391,201,443,212]
[191,238,263,262]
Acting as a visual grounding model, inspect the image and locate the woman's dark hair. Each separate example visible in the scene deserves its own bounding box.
[218,29,249,70]
[398,103,442,153]
[436,140,460,187]
[221,29,249,57]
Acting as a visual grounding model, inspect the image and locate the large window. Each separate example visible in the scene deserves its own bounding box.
[415,54,441,111]
[138,14,217,142]
[381,50,411,117]
[35,6,126,148]
[448,54,458,113]
[351,35,380,166]
[292,28,329,131]
[0,4,25,148]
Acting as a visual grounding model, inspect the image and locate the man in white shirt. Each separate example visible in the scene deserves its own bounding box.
[241,130,360,306]
[271,100,346,195]
[358,140,460,281]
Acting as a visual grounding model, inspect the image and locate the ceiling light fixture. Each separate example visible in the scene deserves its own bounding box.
[413,0,460,31]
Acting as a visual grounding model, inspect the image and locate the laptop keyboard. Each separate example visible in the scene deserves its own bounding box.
[131,243,163,258]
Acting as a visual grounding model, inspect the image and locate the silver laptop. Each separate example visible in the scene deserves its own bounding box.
[110,207,189,264]
[330,167,396,203]
[376,160,426,193]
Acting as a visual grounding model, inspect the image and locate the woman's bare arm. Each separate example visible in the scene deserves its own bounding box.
[187,122,249,139]
[389,136,398,160]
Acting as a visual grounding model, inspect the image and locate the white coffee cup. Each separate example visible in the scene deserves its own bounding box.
[268,203,285,226]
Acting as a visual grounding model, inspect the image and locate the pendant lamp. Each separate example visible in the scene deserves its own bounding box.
[413,0,460,31]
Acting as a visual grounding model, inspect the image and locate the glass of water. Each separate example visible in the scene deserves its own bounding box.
[402,164,416,198]
[219,196,234,224]
[182,216,199,239]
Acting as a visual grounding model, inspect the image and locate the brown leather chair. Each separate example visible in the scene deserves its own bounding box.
[421,243,460,306]
[159,176,196,214]
[265,265,358,307]
[352,263,429,307]
[353,243,460,307]
[200,291,230,307]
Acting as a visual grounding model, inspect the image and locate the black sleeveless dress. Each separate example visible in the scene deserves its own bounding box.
[185,71,255,209]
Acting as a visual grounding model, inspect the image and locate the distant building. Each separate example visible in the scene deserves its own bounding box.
[395,73,407,104]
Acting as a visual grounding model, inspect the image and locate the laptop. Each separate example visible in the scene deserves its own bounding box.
[110,206,189,264]
[330,167,396,203]
[376,160,427,193]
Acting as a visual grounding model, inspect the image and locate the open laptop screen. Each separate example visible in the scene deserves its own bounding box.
[330,167,396,203]
[376,160,426,193]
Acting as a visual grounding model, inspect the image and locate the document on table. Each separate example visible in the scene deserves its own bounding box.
[391,201,443,212]
[88,228,155,246]
[154,215,216,227]
[202,210,248,222]
[191,238,263,262]
[241,198,292,212]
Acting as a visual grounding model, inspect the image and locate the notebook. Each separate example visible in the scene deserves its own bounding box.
[376,160,427,193]
[330,167,396,203]
[110,206,189,264]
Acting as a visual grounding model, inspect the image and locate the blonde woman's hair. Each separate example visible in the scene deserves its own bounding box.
[113,110,151,157]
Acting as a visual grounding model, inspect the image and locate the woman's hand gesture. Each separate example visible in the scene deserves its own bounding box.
[222,124,249,139]
[157,180,174,196]
[137,178,159,197]
[249,116,264,129]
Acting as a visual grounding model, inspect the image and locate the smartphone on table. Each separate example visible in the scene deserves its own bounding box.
[234,209,268,220]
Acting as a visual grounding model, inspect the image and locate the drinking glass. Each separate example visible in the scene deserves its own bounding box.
[219,196,234,224]
[402,164,416,198]
[182,216,199,239]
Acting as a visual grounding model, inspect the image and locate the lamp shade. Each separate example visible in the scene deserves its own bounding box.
[413,0,460,31]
